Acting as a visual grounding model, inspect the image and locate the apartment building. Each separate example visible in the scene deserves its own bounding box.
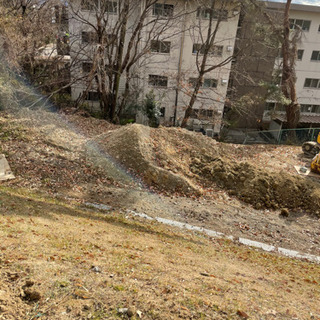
[227,2,320,132]
[68,0,239,133]
[263,2,320,132]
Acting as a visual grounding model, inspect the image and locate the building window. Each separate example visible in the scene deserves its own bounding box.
[148,75,168,87]
[82,32,116,45]
[196,8,228,20]
[150,40,171,53]
[104,1,117,14]
[189,78,218,88]
[190,108,214,118]
[81,0,98,10]
[192,44,223,56]
[265,102,276,111]
[304,78,320,88]
[297,49,304,60]
[152,3,174,17]
[289,19,311,31]
[206,110,213,117]
[203,79,218,88]
[318,25,320,32]
[311,51,320,61]
[85,91,100,101]
[265,102,286,112]
[105,33,117,44]
[301,104,320,114]
[82,62,93,73]
[82,31,98,44]
[81,0,117,13]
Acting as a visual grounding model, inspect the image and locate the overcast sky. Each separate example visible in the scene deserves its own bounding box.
[270,0,320,4]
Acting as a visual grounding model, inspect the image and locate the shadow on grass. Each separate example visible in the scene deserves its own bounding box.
[0,189,205,246]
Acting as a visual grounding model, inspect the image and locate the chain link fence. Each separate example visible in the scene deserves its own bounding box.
[242,128,320,145]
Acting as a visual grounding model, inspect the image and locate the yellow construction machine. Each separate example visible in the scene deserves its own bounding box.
[311,153,320,174]
[302,132,320,156]
[302,132,320,174]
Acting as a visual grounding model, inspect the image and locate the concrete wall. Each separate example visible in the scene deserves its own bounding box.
[290,7,320,108]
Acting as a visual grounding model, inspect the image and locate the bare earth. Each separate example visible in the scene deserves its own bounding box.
[1,108,320,319]
[1,109,319,257]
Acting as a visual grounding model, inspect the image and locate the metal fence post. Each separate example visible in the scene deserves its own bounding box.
[311,128,315,142]
[278,129,282,144]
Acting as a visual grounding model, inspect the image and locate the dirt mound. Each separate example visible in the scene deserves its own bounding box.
[191,155,320,214]
[94,123,320,214]
[94,124,201,194]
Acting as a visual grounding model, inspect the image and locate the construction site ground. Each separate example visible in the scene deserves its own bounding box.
[1,108,319,257]
[0,107,320,319]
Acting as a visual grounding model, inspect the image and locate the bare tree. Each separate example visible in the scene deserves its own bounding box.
[0,0,69,95]
[281,0,300,130]
[247,0,300,130]
[180,0,239,128]
[69,0,185,122]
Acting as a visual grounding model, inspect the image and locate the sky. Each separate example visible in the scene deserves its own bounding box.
[271,0,320,4]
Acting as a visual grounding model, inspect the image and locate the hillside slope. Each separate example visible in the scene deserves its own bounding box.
[1,108,320,318]
[0,187,319,319]
[0,109,319,257]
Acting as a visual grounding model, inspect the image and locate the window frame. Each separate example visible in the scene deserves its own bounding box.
[85,91,100,101]
[152,3,174,18]
[105,1,118,14]
[81,0,98,11]
[203,78,218,88]
[148,74,168,88]
[304,78,320,88]
[196,7,228,21]
[190,108,214,119]
[311,51,320,61]
[81,31,98,44]
[300,104,320,114]
[81,0,118,14]
[289,18,311,31]
[192,43,223,56]
[189,77,218,89]
[150,40,171,54]
[82,62,93,73]
[297,49,304,61]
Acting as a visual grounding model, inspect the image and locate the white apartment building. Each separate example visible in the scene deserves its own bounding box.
[262,2,320,130]
[68,0,239,133]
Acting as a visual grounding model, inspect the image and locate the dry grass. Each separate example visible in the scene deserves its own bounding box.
[0,186,319,320]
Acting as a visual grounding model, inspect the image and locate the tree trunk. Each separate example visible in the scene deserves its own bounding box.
[181,78,203,128]
[180,0,218,128]
[282,0,300,131]
[110,0,129,122]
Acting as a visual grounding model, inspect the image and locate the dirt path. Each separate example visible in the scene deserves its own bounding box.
[78,185,320,257]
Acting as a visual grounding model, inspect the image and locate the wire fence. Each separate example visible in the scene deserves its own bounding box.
[242,127,320,145]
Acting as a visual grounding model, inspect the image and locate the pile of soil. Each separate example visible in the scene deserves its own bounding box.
[93,124,201,194]
[98,124,320,215]
[2,108,320,214]
[1,111,320,256]
[191,155,320,213]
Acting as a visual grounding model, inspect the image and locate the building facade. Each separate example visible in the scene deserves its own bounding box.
[263,2,320,131]
[226,1,320,132]
[68,0,240,133]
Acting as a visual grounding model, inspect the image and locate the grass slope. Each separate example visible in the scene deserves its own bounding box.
[0,187,319,319]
